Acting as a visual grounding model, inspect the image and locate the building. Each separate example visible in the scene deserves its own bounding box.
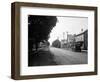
[60,30,88,51]
[75,30,88,50]
[61,39,67,48]
[61,34,75,49]
[67,34,75,49]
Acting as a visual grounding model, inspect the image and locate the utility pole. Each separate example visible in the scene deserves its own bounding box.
[63,32,65,40]
[66,32,68,43]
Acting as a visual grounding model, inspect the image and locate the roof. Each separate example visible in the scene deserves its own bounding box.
[75,30,88,37]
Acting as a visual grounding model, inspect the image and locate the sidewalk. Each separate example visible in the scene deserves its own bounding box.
[81,50,88,53]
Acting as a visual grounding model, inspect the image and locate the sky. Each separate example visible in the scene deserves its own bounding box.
[48,16,88,45]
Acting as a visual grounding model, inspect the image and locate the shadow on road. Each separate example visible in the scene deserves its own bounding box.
[28,49,57,66]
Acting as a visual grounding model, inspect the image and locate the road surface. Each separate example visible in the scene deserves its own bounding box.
[49,47,87,65]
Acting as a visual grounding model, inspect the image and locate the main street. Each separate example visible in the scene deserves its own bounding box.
[29,46,87,66]
[49,47,87,65]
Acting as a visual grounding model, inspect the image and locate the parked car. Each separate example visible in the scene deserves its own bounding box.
[74,41,83,52]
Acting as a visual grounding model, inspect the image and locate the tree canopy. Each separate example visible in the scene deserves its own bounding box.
[52,39,61,48]
[28,15,57,51]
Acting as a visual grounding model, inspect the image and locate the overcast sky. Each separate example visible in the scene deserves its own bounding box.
[48,16,88,45]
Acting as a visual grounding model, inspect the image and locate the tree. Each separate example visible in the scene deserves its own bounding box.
[28,15,57,51]
[52,39,61,48]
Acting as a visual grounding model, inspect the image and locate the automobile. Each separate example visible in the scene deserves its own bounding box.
[74,41,83,52]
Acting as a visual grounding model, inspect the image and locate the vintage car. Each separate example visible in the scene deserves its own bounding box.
[73,41,83,52]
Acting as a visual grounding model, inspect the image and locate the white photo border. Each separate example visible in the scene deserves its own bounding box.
[20,6,95,76]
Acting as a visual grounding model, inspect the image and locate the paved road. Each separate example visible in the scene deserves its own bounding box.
[49,47,87,65]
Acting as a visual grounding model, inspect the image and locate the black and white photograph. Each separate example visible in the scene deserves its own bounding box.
[28,15,88,66]
[11,2,97,79]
